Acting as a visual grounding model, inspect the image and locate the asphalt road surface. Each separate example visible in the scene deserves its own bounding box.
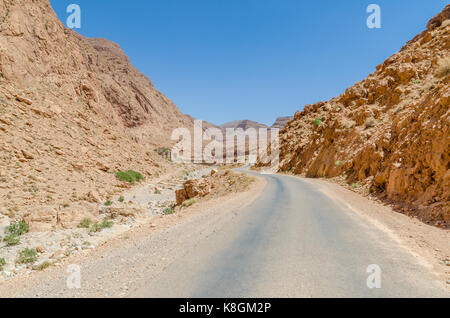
[132,171,448,297]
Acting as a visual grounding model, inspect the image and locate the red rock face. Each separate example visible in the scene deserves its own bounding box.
[427,4,450,30]
[0,0,200,229]
[257,6,450,227]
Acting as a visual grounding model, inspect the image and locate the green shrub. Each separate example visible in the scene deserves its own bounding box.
[335,160,343,167]
[314,118,322,128]
[89,222,102,234]
[163,207,175,215]
[78,218,92,229]
[0,257,6,271]
[115,170,144,184]
[100,219,113,229]
[5,221,29,236]
[182,199,196,208]
[4,234,20,246]
[36,261,51,271]
[154,189,161,194]
[104,200,113,206]
[16,248,38,264]
[88,219,113,233]
[118,196,125,202]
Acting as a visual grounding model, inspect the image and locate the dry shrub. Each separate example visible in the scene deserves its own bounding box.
[436,56,450,77]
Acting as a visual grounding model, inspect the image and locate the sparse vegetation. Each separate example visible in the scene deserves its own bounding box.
[314,118,322,128]
[351,182,360,189]
[182,199,196,208]
[154,188,161,194]
[78,218,92,229]
[36,261,51,271]
[104,200,113,206]
[118,196,125,202]
[100,219,113,229]
[115,170,145,184]
[156,147,170,155]
[163,207,175,215]
[89,222,102,234]
[335,160,343,167]
[89,219,113,233]
[5,221,29,237]
[3,221,29,246]
[16,248,38,264]
[4,234,20,246]
[412,79,420,84]
[0,257,6,271]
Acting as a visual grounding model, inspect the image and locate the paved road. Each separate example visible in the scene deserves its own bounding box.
[132,171,448,297]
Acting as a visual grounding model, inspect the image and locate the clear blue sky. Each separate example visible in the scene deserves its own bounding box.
[50,0,447,126]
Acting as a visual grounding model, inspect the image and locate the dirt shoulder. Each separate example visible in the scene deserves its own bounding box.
[297,176,450,289]
[0,175,267,297]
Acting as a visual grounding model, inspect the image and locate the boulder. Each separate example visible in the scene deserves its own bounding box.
[184,179,211,198]
[105,206,145,219]
[57,202,100,229]
[86,190,101,203]
[23,207,58,232]
[175,189,187,205]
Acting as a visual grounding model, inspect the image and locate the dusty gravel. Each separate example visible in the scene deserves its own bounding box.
[0,175,266,297]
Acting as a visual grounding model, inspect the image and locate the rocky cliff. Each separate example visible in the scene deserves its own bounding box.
[0,0,196,230]
[257,6,450,227]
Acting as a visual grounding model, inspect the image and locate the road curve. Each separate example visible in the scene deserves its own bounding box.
[132,171,448,298]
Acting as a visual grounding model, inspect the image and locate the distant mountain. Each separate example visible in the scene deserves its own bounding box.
[271,117,293,129]
[220,120,268,131]
[219,118,292,132]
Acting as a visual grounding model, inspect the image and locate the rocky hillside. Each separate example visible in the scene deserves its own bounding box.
[257,6,450,227]
[0,0,197,230]
[220,120,268,132]
[220,118,292,132]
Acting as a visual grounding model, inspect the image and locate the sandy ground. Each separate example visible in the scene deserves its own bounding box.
[0,175,267,297]
[0,164,212,282]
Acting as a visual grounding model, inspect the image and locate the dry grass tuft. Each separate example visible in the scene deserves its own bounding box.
[436,56,450,77]
[442,19,450,28]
